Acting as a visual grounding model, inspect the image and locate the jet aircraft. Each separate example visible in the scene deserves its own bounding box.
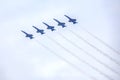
[42,22,55,31]
[53,18,66,28]
[64,15,77,24]
[32,26,45,35]
[21,30,34,39]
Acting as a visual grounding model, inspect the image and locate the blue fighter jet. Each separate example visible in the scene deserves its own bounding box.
[53,18,66,28]
[64,15,77,24]
[42,22,55,31]
[32,26,45,35]
[21,30,34,39]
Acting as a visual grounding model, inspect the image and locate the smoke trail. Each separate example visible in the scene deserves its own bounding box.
[34,39,96,80]
[80,27,120,55]
[43,35,114,80]
[57,32,120,76]
[68,29,120,66]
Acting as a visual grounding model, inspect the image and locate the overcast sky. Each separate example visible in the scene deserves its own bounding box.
[0,0,120,80]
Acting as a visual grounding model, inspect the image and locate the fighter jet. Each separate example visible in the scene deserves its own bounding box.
[64,15,77,24]
[42,22,55,31]
[53,18,66,28]
[32,26,45,35]
[21,30,34,39]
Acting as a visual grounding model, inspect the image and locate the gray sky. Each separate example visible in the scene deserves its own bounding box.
[0,0,120,80]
